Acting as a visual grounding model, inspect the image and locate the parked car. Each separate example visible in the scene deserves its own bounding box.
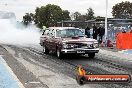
[40,27,99,59]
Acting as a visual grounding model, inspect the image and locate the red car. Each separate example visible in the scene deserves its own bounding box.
[40,27,99,59]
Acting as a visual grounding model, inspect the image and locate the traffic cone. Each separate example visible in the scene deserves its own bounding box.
[107,39,113,48]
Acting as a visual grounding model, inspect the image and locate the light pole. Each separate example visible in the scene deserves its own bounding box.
[105,0,108,46]
[62,12,64,27]
[62,20,64,27]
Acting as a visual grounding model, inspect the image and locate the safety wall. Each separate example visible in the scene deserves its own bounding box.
[116,33,132,49]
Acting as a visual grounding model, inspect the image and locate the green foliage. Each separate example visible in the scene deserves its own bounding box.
[112,1,132,19]
[22,4,96,28]
[62,10,70,20]
[71,12,88,21]
[37,4,70,28]
[86,8,95,20]
[71,11,81,21]
[22,4,70,28]
[71,8,95,21]
[22,13,34,25]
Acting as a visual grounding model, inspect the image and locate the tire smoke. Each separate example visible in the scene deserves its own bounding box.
[0,19,41,46]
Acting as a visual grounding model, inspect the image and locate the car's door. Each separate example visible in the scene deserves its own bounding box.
[45,29,52,49]
[49,29,57,52]
[40,30,49,45]
[45,29,55,50]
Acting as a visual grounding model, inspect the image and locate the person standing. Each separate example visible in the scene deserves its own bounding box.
[85,26,90,38]
[99,26,105,43]
[93,25,98,39]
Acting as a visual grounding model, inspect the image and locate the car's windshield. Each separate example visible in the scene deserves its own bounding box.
[56,29,84,38]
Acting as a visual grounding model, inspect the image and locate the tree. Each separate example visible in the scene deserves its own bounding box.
[72,11,81,21]
[112,1,132,19]
[33,4,70,28]
[23,13,34,25]
[77,15,87,21]
[34,7,40,24]
[22,4,70,28]
[62,10,70,21]
[71,8,95,21]
[86,8,95,20]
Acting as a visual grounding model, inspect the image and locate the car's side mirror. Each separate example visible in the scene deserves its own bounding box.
[52,36,55,38]
[46,33,49,36]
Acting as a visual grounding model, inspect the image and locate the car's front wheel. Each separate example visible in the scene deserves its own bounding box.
[56,48,63,59]
[88,53,95,58]
[43,45,49,54]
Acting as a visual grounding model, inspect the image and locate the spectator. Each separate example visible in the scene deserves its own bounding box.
[85,26,90,38]
[99,26,105,43]
[93,25,98,39]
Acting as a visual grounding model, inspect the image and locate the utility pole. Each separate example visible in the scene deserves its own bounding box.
[105,0,108,45]
[62,20,63,27]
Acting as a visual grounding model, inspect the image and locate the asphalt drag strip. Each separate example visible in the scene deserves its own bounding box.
[2,45,93,88]
[0,45,48,88]
[0,55,24,88]
[25,45,132,88]
[1,44,132,88]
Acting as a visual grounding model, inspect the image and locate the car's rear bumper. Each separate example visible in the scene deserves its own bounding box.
[61,48,99,54]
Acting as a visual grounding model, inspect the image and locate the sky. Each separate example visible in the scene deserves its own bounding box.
[0,0,131,21]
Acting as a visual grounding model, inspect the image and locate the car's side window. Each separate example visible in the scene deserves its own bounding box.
[56,29,60,37]
[52,29,55,37]
[48,29,52,37]
[50,29,55,37]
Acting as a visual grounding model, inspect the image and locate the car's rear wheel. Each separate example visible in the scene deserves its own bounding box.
[43,45,49,54]
[88,53,95,58]
[56,48,63,59]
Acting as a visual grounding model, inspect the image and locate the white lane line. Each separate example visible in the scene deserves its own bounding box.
[0,55,25,88]
[25,81,41,84]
